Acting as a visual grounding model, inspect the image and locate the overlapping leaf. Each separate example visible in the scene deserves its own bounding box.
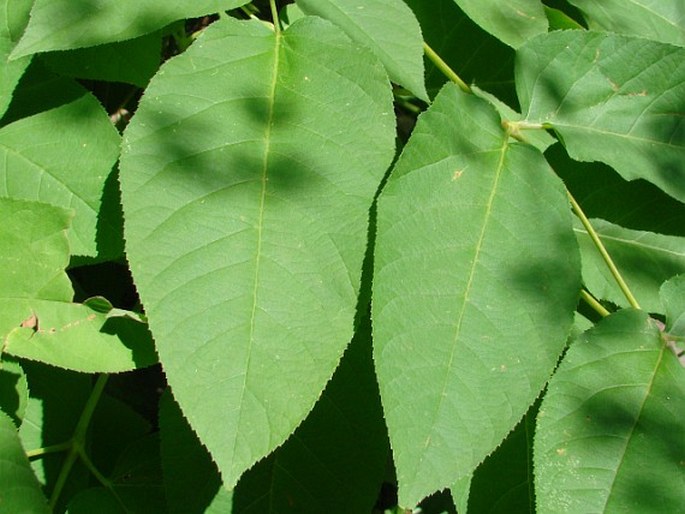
[535,309,685,512]
[0,409,50,513]
[568,0,685,47]
[119,16,395,489]
[296,0,428,101]
[574,218,685,312]
[41,33,162,87]
[404,0,516,105]
[661,274,685,337]
[0,0,32,118]
[0,90,121,257]
[373,84,581,507]
[518,31,685,203]
[0,199,156,372]
[11,0,248,57]
[452,0,547,48]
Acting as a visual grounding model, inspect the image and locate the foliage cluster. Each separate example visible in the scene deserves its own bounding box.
[0,0,684,512]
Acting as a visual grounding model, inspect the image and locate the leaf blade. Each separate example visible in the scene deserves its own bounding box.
[0,409,50,513]
[518,31,685,203]
[296,0,428,101]
[11,0,249,57]
[451,0,548,48]
[535,309,685,513]
[120,16,395,488]
[373,84,581,506]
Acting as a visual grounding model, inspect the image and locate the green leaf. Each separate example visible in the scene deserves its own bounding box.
[0,0,32,118]
[0,91,121,257]
[232,315,388,513]
[451,0,548,48]
[0,358,29,426]
[159,390,233,514]
[535,309,685,513]
[373,84,581,507]
[567,0,685,47]
[661,273,685,337]
[404,0,516,106]
[0,409,50,513]
[296,0,428,101]
[543,6,584,30]
[518,31,685,203]
[574,218,685,312]
[11,0,249,57]
[119,16,395,489]
[41,32,162,87]
[4,299,157,373]
[0,199,156,373]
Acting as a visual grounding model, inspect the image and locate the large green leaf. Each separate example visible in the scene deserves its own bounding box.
[451,0,548,48]
[119,16,395,489]
[0,409,50,513]
[518,31,685,203]
[373,83,581,507]
[535,309,685,512]
[574,218,685,312]
[296,0,428,101]
[11,0,248,57]
[0,199,156,372]
[0,91,121,257]
[567,0,685,47]
[0,0,32,118]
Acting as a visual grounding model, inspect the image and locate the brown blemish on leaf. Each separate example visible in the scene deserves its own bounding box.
[452,168,466,180]
[20,313,38,332]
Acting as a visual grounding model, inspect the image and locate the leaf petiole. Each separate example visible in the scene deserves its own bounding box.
[423,42,471,94]
[580,288,610,318]
[568,191,641,310]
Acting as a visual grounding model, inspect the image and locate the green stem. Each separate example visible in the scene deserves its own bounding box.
[580,288,610,317]
[423,42,471,94]
[568,191,641,310]
[26,441,72,459]
[49,374,109,509]
[269,0,281,35]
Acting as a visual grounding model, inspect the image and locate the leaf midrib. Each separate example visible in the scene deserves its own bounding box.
[230,29,282,479]
[412,136,511,487]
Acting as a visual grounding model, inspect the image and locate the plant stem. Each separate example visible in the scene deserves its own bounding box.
[423,42,471,94]
[269,0,281,35]
[567,191,641,310]
[49,374,109,509]
[26,441,72,459]
[580,288,610,317]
